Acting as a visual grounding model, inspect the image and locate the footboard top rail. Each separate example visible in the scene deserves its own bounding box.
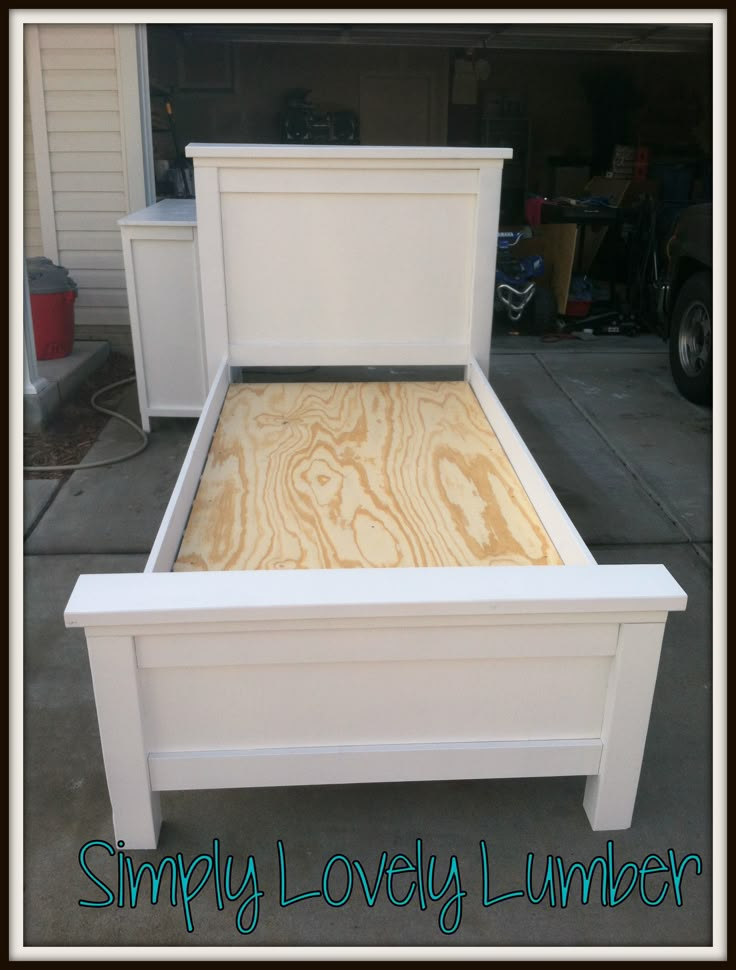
[65,564,686,629]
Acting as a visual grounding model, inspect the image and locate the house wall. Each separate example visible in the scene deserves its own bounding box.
[25,23,145,346]
[23,70,43,258]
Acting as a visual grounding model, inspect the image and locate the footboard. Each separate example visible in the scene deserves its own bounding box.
[65,565,686,849]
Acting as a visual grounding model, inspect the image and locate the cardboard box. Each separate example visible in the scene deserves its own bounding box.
[502,223,578,315]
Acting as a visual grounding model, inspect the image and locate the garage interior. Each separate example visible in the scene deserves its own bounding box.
[146,22,711,314]
[145,22,712,351]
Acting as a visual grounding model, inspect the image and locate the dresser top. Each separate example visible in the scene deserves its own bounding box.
[118,198,196,227]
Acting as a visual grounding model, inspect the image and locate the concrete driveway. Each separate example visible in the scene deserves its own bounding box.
[19,334,718,954]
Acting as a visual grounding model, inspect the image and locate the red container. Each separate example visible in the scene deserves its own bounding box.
[31,289,76,360]
[565,298,592,317]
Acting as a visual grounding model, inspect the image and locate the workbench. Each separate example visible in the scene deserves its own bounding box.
[65,145,686,850]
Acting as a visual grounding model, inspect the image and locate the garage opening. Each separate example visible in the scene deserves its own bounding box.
[143,21,713,384]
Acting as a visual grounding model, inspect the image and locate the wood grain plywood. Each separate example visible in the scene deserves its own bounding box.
[174,382,562,571]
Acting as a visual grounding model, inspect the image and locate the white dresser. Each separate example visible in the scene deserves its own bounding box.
[119,199,206,431]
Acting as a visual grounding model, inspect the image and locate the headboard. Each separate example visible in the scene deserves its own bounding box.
[186,144,511,382]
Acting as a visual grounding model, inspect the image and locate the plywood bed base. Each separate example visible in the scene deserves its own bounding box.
[174,378,564,572]
[65,146,686,849]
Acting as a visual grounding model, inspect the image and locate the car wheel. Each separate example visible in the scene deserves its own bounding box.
[668,272,712,405]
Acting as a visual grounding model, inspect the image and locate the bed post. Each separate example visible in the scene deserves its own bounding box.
[583,621,666,830]
[470,163,504,377]
[191,163,229,387]
[85,634,161,850]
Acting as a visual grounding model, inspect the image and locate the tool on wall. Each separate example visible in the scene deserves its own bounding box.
[162,96,194,197]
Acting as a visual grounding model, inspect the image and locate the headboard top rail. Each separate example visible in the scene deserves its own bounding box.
[186,143,513,162]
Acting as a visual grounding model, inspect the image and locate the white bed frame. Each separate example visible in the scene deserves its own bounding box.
[64,145,686,850]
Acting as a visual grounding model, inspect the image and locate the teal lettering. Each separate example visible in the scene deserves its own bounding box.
[607,841,638,907]
[352,853,387,907]
[526,853,556,907]
[385,854,417,907]
[117,841,125,908]
[212,838,224,911]
[555,856,607,908]
[322,855,352,907]
[78,840,115,908]
[480,840,524,907]
[177,853,213,933]
[234,857,263,935]
[638,854,669,906]
[668,850,703,906]
[125,856,177,909]
[427,853,465,935]
[277,840,321,907]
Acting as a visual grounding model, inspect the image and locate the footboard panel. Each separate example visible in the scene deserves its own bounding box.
[66,565,685,848]
[138,655,611,750]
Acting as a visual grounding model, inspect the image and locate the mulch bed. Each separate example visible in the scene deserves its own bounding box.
[24,352,137,480]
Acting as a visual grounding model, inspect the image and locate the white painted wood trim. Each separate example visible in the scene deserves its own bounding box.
[143,357,229,574]
[468,357,595,566]
[191,227,208,397]
[134,25,155,207]
[469,165,503,376]
[117,224,194,242]
[193,166,229,385]
[118,198,196,227]
[82,609,666,640]
[81,611,670,641]
[186,144,513,161]
[217,166,479,195]
[24,25,58,263]
[119,226,151,430]
[134,621,620,669]
[65,562,687,629]
[584,622,667,830]
[115,25,147,215]
[145,406,205,419]
[149,739,603,792]
[85,635,161,849]
[23,265,48,395]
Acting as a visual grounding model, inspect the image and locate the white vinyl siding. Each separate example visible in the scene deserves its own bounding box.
[23,73,43,258]
[58,249,127,269]
[33,23,136,329]
[48,132,123,152]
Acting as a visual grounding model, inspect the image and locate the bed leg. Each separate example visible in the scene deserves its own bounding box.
[86,634,162,850]
[584,622,666,831]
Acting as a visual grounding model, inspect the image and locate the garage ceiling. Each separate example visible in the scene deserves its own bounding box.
[175,23,712,55]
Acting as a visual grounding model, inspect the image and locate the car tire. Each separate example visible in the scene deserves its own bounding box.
[668,272,712,405]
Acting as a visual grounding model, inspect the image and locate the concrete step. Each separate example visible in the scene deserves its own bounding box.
[24,341,110,431]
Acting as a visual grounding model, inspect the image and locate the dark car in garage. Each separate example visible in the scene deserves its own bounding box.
[656,203,712,405]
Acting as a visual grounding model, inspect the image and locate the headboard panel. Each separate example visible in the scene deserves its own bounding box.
[186,145,511,382]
